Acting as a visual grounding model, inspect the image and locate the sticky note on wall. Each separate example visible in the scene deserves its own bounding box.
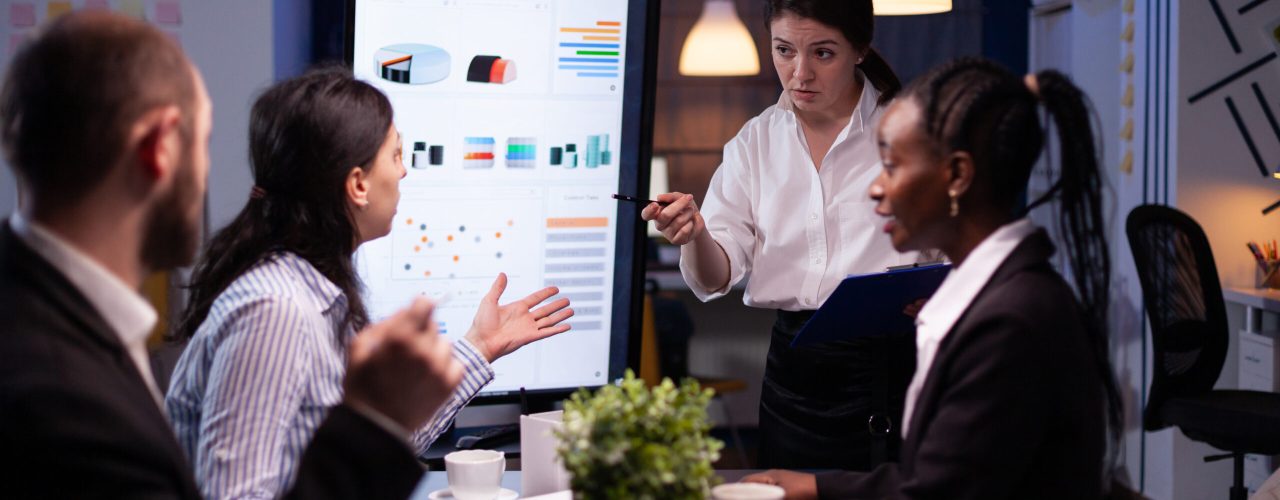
[120,0,147,20]
[156,1,182,25]
[10,3,36,27]
[47,1,73,19]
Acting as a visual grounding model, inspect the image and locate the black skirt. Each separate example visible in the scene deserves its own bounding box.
[756,309,915,470]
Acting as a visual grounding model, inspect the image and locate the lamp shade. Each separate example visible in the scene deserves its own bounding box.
[874,0,952,15]
[678,0,760,76]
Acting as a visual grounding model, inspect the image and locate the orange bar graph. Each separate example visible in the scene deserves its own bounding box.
[546,217,609,228]
[560,27,620,34]
[597,21,621,26]
[584,36,621,41]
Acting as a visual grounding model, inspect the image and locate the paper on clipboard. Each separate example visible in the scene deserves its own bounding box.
[790,263,951,347]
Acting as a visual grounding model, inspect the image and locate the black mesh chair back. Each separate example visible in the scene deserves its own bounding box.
[1125,204,1229,431]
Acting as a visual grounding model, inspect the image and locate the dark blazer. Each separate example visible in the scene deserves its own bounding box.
[0,223,424,499]
[816,231,1106,500]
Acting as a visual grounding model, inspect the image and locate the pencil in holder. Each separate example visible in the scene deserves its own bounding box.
[1256,260,1280,289]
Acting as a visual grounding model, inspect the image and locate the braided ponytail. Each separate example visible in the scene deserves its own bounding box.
[1033,70,1121,472]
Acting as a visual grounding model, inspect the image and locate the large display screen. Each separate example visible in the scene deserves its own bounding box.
[348,0,652,397]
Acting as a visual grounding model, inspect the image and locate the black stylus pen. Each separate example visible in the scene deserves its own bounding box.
[612,193,669,206]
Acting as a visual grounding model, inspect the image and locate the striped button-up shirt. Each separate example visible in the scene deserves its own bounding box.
[165,252,493,499]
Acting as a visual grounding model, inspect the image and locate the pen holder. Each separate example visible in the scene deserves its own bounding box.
[1257,260,1280,289]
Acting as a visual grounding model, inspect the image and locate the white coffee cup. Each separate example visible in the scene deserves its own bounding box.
[444,449,506,500]
[711,482,786,500]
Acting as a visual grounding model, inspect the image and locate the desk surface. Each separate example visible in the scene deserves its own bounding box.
[1225,286,1280,311]
[410,470,760,499]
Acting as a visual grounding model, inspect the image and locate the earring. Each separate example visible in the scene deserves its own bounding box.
[949,190,959,217]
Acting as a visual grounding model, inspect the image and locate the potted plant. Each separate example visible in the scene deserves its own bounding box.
[556,370,724,499]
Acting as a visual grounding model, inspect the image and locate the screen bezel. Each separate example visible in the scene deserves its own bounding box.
[343,0,657,406]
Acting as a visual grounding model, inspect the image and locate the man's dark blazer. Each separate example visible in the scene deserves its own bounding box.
[816,230,1106,499]
[0,222,424,499]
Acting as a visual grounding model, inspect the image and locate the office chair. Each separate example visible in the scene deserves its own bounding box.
[1126,204,1280,500]
[640,279,751,467]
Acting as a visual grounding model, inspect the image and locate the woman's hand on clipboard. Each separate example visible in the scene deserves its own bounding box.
[641,192,705,246]
[903,297,929,318]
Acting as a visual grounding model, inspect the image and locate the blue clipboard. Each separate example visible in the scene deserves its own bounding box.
[790,263,952,347]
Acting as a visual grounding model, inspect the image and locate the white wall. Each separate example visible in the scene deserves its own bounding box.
[1174,0,1280,496]
[1049,0,1280,497]
[183,0,274,234]
[1177,0,1280,288]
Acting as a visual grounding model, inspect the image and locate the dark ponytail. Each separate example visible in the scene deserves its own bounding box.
[858,47,900,105]
[902,58,1122,486]
[1032,70,1121,473]
[765,0,900,104]
[174,66,393,342]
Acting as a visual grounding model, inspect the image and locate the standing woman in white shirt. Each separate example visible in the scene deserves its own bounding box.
[643,0,917,469]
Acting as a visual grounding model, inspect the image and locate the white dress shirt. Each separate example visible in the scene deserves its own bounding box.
[8,213,163,405]
[900,218,1038,436]
[681,75,917,310]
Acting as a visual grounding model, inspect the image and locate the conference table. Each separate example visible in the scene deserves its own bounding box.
[410,470,761,499]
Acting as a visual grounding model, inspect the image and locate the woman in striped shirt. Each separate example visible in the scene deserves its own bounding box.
[164,67,575,499]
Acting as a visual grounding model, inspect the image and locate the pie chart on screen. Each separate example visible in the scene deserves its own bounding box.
[374,44,450,85]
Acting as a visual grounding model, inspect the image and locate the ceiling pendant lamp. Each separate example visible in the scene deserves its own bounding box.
[873,0,952,15]
[678,0,760,77]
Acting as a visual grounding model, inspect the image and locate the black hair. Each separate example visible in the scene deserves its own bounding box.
[902,57,1121,482]
[764,0,900,105]
[175,66,393,341]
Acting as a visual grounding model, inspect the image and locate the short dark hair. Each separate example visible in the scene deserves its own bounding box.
[0,11,197,207]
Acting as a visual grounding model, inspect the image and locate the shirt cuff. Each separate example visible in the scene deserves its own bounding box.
[679,242,734,302]
[453,337,495,383]
[345,399,414,444]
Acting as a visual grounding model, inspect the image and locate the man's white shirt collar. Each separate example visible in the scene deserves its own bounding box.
[10,213,163,406]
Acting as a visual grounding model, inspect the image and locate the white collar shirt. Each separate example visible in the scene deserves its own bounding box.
[9,213,163,407]
[681,76,917,310]
[900,218,1038,437]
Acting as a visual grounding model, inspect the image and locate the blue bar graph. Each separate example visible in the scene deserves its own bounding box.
[559,65,620,71]
[577,72,619,78]
[559,57,619,64]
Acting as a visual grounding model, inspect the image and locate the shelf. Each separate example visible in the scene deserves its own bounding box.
[1224,286,1280,312]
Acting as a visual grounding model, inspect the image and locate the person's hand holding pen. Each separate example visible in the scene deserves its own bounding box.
[638,192,705,245]
[622,192,731,293]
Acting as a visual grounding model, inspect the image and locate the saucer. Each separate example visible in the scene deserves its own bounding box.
[428,487,519,500]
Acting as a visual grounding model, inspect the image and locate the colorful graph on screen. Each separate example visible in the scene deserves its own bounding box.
[556,20,621,80]
[387,193,541,287]
[375,44,450,85]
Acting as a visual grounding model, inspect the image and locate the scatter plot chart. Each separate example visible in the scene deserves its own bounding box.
[359,190,545,339]
[373,192,544,306]
[391,215,526,281]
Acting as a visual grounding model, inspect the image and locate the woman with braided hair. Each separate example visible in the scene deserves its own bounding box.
[743,57,1124,499]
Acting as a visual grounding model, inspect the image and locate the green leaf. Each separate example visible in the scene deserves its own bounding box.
[555,370,724,499]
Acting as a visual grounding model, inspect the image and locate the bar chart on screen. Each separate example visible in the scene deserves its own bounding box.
[554,17,623,94]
